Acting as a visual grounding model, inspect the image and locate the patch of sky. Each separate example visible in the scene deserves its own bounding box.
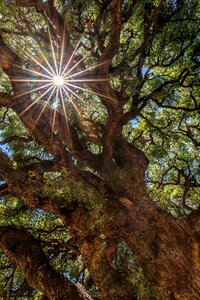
[130,119,139,128]
[29,209,59,227]
[0,130,12,156]
[142,66,154,79]
[167,0,178,11]
[142,67,148,76]
[64,272,84,284]
[196,56,200,63]
[0,144,8,152]
[142,66,153,75]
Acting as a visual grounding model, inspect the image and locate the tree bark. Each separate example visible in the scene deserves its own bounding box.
[62,193,200,299]
[0,226,93,300]
[98,143,200,299]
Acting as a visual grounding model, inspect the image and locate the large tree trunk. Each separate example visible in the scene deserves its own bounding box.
[2,134,200,300]
[62,205,137,300]
[1,146,200,299]
[62,196,200,299]
[60,142,200,299]
[97,143,200,299]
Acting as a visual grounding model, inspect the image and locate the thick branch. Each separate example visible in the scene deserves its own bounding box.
[0,226,92,300]
[16,0,67,39]
[0,183,9,197]
[0,135,33,144]
[99,0,122,70]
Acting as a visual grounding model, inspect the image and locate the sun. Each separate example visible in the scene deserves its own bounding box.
[10,23,112,134]
[53,76,64,86]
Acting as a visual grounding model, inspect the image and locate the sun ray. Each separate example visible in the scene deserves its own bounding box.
[47,23,59,75]
[13,82,53,100]
[64,60,110,80]
[60,36,83,77]
[10,63,53,80]
[59,26,66,75]
[63,84,84,103]
[59,87,68,124]
[50,108,57,144]
[10,78,52,83]
[56,35,60,67]
[32,85,57,129]
[63,44,104,79]
[19,84,55,116]
[66,78,108,83]
[65,82,116,103]
[26,36,56,75]
[59,87,72,148]
[19,47,54,77]
[37,46,56,76]
[50,87,59,143]
[62,55,85,78]
[61,85,82,116]
[51,87,59,135]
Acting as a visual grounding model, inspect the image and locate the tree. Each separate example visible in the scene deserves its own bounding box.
[0,0,200,299]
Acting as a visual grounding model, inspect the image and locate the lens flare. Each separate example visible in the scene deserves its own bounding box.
[11,22,112,140]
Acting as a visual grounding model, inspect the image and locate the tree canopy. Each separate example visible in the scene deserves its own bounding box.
[0,0,200,299]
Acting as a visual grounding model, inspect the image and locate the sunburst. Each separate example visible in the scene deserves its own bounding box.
[53,76,64,86]
[10,22,113,137]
